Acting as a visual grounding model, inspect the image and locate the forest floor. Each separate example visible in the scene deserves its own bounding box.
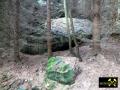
[0,37,120,90]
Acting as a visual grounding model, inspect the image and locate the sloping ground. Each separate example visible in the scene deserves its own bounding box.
[0,38,120,90]
[68,54,120,90]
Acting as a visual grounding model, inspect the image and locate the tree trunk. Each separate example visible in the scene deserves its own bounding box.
[47,0,53,58]
[92,0,101,54]
[7,0,13,55]
[64,0,72,52]
[69,0,82,61]
[111,0,118,31]
[14,0,21,62]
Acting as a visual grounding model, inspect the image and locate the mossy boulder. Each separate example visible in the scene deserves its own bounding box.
[46,56,81,85]
[20,43,47,55]
[21,18,92,55]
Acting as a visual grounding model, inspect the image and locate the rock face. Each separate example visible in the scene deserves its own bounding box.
[46,56,77,85]
[43,56,81,89]
[20,0,118,55]
[20,31,47,55]
[51,18,93,50]
[51,18,92,36]
[21,18,92,55]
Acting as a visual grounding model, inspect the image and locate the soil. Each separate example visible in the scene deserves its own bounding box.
[0,37,120,90]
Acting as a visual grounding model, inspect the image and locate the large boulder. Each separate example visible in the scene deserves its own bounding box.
[21,18,92,55]
[42,56,81,90]
[51,18,92,39]
[20,31,48,55]
[46,56,75,85]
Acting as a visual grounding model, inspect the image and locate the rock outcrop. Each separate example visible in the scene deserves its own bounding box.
[21,18,92,55]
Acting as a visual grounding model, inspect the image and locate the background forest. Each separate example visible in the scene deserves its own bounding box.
[0,0,120,90]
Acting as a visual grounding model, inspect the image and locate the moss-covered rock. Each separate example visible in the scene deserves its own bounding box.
[46,56,81,85]
[20,43,47,55]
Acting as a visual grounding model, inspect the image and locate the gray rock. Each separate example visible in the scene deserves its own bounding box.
[51,18,92,37]
[21,18,92,55]
[20,43,47,55]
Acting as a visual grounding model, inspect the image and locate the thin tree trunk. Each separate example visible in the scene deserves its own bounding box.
[64,0,72,52]
[7,0,13,55]
[47,0,53,58]
[69,1,82,61]
[92,0,101,54]
[111,0,118,31]
[14,0,21,62]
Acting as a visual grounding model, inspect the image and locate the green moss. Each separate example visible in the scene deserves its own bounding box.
[46,56,75,85]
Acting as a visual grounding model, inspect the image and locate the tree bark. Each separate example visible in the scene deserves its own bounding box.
[111,0,118,31]
[63,0,82,61]
[14,0,21,62]
[47,0,53,58]
[64,0,72,52]
[7,0,13,55]
[69,0,82,61]
[92,0,101,54]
